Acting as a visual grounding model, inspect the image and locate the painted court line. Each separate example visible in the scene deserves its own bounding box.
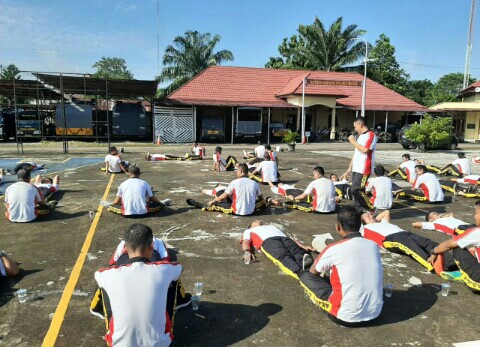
[62,157,72,163]
[41,173,115,347]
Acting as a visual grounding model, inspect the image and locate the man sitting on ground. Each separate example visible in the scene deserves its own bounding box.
[427,201,480,292]
[92,223,185,346]
[438,152,470,177]
[440,175,480,197]
[0,250,19,277]
[388,153,417,183]
[365,165,393,212]
[265,144,278,166]
[191,141,205,158]
[397,165,444,203]
[213,146,237,171]
[412,211,472,236]
[362,210,461,281]
[298,206,384,326]
[4,169,56,222]
[104,146,131,174]
[241,220,314,278]
[249,152,279,185]
[105,166,170,217]
[243,142,266,164]
[331,174,353,200]
[187,163,267,215]
[284,166,336,213]
[33,174,60,202]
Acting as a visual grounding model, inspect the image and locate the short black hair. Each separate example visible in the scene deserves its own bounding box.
[374,165,385,176]
[475,200,480,207]
[17,169,31,181]
[354,116,367,127]
[415,164,427,173]
[458,152,466,159]
[109,146,117,153]
[238,163,248,175]
[337,206,361,233]
[330,173,337,179]
[129,165,141,176]
[265,144,272,150]
[41,177,53,184]
[313,166,324,176]
[124,224,153,251]
[425,211,435,221]
[402,153,410,160]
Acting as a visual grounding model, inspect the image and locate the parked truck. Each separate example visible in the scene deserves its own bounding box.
[235,107,262,142]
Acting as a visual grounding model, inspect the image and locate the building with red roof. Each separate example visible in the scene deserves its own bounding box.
[156,66,427,143]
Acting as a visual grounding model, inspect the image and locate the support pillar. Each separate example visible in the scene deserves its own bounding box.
[330,107,337,140]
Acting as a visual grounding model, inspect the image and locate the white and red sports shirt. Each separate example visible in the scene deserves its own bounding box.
[366,176,393,209]
[109,237,169,265]
[457,175,480,185]
[212,153,227,171]
[421,217,469,236]
[5,181,42,222]
[36,182,59,193]
[452,158,470,175]
[413,173,444,202]
[271,184,295,196]
[225,177,262,215]
[95,261,182,347]
[105,154,123,173]
[352,131,377,175]
[400,160,417,182]
[454,227,480,262]
[314,236,383,322]
[359,219,404,247]
[268,151,277,162]
[242,224,286,249]
[192,145,204,157]
[304,177,336,213]
[254,145,266,159]
[255,161,278,183]
[116,178,154,215]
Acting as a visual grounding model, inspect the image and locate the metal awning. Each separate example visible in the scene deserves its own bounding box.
[0,80,62,99]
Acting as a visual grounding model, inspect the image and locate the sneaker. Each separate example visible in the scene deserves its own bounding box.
[186,198,205,209]
[161,198,173,206]
[0,168,5,176]
[175,292,192,310]
[145,152,151,160]
[440,270,464,283]
[302,253,313,271]
[47,200,58,208]
[130,162,136,168]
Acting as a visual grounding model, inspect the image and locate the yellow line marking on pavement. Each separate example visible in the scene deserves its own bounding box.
[62,157,71,163]
[41,174,115,347]
[394,200,430,213]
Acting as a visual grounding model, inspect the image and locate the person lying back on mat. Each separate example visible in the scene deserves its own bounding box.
[32,174,60,202]
[13,162,45,174]
[412,211,472,236]
[241,220,314,276]
[330,173,353,200]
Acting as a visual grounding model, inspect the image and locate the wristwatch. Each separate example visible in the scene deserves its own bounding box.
[430,248,436,255]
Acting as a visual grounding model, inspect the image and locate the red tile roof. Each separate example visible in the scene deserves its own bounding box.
[166,66,426,111]
[459,81,480,96]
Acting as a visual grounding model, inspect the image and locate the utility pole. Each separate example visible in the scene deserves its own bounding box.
[463,0,476,89]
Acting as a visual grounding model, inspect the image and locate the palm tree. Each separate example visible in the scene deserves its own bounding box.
[266,17,367,72]
[158,30,234,97]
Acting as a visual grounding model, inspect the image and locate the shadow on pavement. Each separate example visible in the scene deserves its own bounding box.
[0,269,42,307]
[173,302,282,346]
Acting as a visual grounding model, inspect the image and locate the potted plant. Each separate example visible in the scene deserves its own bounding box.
[282,130,300,151]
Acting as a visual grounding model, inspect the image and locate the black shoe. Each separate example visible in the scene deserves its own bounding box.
[302,253,313,271]
[186,199,205,209]
[175,292,192,310]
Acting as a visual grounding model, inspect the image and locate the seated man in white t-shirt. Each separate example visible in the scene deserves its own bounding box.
[388,153,417,182]
[439,152,470,177]
[440,175,480,198]
[32,174,60,202]
[103,146,131,174]
[412,211,473,236]
[191,141,205,158]
[187,163,267,215]
[249,153,279,185]
[298,206,384,326]
[4,169,56,222]
[243,142,266,164]
[365,165,393,211]
[0,250,20,277]
[284,166,336,213]
[361,211,461,281]
[213,146,237,171]
[241,221,314,278]
[92,223,184,346]
[397,165,444,203]
[106,166,170,217]
[427,201,480,292]
[264,144,278,166]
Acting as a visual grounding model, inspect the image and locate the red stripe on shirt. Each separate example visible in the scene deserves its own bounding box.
[364,131,375,175]
[419,183,430,200]
[328,265,343,317]
[249,232,264,249]
[105,315,114,347]
[363,227,386,247]
[433,222,455,236]
[231,188,237,214]
[312,188,317,210]
[454,227,479,242]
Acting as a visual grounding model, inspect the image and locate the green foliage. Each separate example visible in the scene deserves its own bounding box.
[367,34,409,94]
[404,79,434,106]
[282,129,300,144]
[1,63,21,80]
[92,57,134,79]
[265,17,366,71]
[405,115,452,148]
[157,30,234,97]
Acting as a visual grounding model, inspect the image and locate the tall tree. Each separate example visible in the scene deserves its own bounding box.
[404,79,434,106]
[367,34,409,94]
[265,17,366,71]
[158,30,234,97]
[92,57,133,79]
[1,63,21,80]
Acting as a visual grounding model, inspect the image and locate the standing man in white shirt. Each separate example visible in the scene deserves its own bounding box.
[93,223,183,346]
[366,165,393,211]
[343,117,377,213]
[104,146,130,174]
[439,152,470,177]
[286,166,336,213]
[187,163,267,215]
[398,165,444,203]
[249,153,279,185]
[298,206,384,326]
[106,166,169,217]
[4,169,54,222]
[388,153,417,183]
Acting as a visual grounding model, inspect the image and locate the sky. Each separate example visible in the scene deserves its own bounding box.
[0,0,478,84]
